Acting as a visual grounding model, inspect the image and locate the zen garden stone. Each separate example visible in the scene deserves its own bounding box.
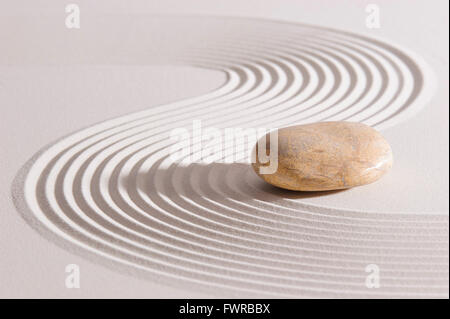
[252,121,393,191]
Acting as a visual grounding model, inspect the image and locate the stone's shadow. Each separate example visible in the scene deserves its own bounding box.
[255,180,348,199]
[126,161,348,200]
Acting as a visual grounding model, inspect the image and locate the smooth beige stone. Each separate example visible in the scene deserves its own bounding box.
[252,121,393,191]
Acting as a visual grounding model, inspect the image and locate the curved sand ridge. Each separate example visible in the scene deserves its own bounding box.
[12,16,448,298]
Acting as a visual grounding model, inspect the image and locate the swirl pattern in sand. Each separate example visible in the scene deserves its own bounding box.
[13,17,448,297]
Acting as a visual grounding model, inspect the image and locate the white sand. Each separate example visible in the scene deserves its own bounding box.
[1,0,448,298]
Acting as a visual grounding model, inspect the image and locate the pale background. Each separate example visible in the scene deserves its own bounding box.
[0,0,448,298]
